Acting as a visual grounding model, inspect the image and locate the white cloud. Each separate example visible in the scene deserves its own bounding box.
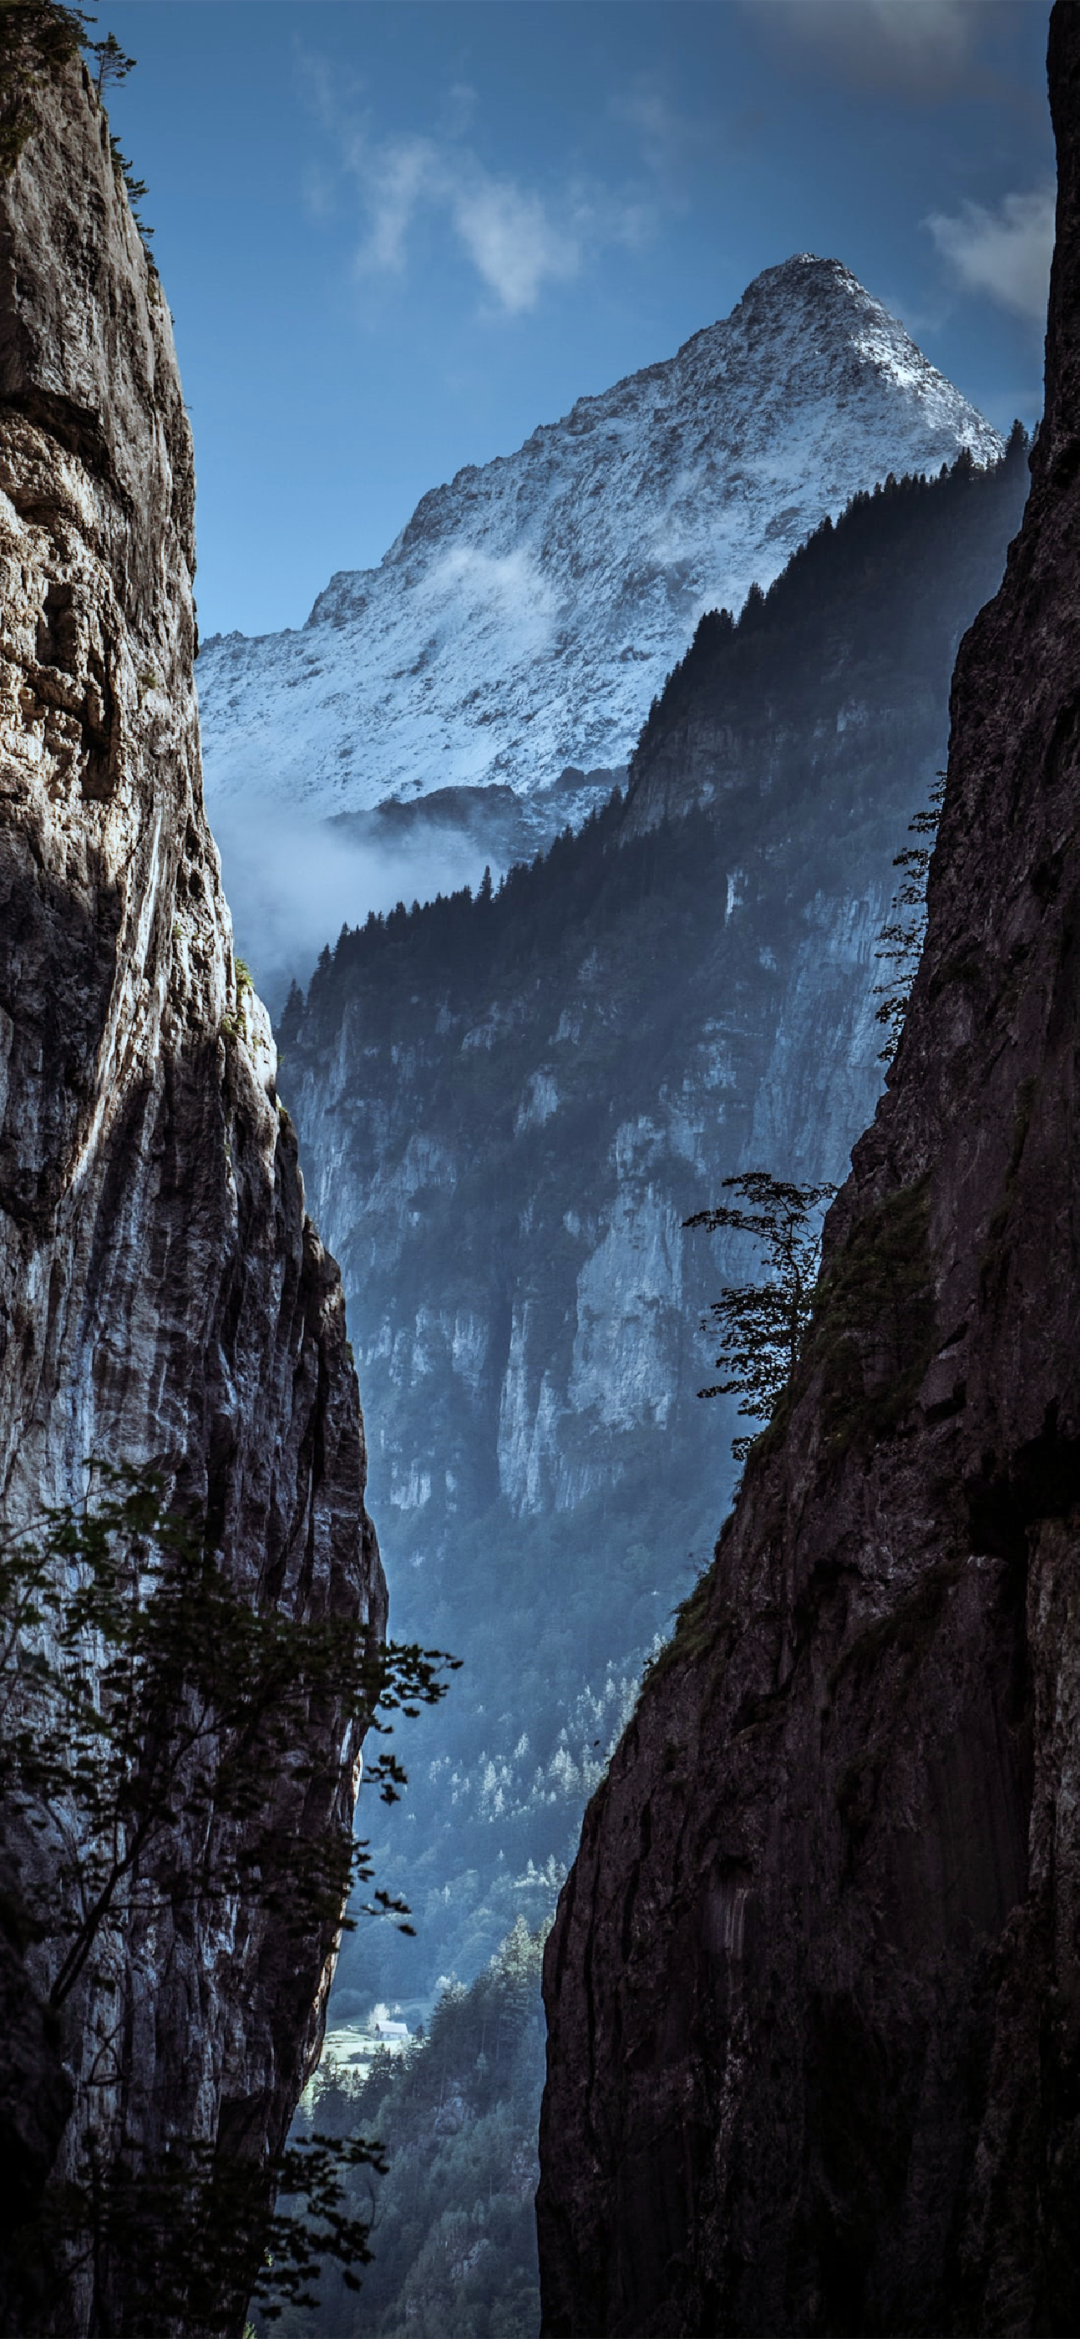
[421,545,559,657]
[212,800,493,1017]
[745,0,986,99]
[356,132,439,275]
[927,187,1055,324]
[304,62,647,316]
[450,178,580,313]
[439,82,478,139]
[340,128,583,312]
[426,544,557,616]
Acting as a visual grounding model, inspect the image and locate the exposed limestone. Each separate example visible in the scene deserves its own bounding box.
[0,45,383,2337]
[537,9,1080,2333]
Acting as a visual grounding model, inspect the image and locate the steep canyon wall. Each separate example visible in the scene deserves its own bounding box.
[537,8,1079,2333]
[0,34,383,2334]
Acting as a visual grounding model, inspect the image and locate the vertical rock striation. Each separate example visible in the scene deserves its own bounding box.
[0,33,384,2334]
[537,7,1080,2333]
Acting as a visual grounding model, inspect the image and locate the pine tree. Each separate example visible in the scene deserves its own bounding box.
[874,771,946,1060]
[86,28,136,98]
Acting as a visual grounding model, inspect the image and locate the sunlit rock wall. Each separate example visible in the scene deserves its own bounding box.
[0,43,383,2335]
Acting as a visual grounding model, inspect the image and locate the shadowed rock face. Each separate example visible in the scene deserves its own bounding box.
[537,9,1080,2335]
[0,46,384,2336]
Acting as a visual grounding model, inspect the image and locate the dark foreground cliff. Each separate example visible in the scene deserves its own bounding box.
[0,22,384,2336]
[537,6,1080,2334]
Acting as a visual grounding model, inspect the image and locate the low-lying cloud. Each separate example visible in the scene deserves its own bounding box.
[422,545,559,652]
[745,0,986,100]
[927,186,1055,325]
[211,800,495,1020]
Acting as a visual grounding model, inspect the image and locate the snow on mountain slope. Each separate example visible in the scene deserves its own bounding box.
[198,256,1002,836]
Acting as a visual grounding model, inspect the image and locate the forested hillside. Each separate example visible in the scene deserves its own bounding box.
[281,434,1030,2014]
[266,1923,546,2339]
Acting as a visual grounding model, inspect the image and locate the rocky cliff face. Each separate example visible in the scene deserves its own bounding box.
[0,32,382,2335]
[536,10,1079,2335]
[281,442,1027,2013]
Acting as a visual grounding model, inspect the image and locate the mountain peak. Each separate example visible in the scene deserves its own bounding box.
[198,260,1003,848]
[677,255,901,354]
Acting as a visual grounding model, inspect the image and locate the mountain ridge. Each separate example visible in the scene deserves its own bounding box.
[197,255,1002,842]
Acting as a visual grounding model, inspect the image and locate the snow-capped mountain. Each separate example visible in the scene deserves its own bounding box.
[199,256,1001,831]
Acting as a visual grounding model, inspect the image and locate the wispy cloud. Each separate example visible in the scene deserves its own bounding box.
[357,131,439,274]
[744,0,986,100]
[611,85,699,191]
[304,60,647,316]
[448,175,581,312]
[439,82,478,140]
[927,186,1055,324]
[424,544,558,626]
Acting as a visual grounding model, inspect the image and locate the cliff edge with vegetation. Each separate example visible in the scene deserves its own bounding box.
[537,5,1080,2332]
[0,20,383,2333]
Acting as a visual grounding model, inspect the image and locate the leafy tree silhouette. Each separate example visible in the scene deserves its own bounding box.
[685,1172,837,1461]
[0,1460,459,2325]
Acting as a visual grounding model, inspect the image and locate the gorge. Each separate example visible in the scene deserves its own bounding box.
[283,435,1029,2022]
[0,2,1068,2334]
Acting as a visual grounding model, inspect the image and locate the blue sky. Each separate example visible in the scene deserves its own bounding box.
[97,1,1054,641]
